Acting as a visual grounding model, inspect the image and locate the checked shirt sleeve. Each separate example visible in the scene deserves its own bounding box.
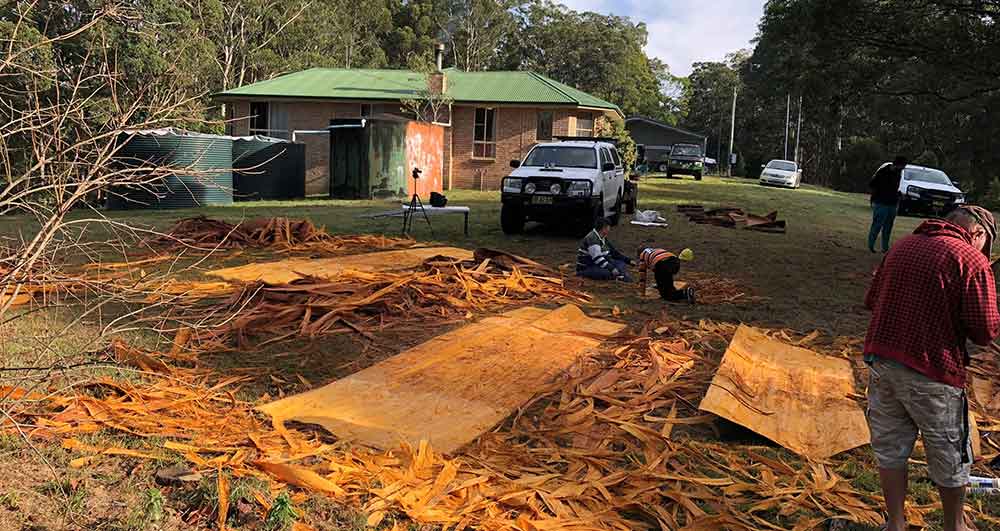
[960,265,1000,346]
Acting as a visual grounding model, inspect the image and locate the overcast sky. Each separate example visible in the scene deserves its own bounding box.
[558,0,767,77]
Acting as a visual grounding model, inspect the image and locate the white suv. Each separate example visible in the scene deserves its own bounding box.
[500,140,626,234]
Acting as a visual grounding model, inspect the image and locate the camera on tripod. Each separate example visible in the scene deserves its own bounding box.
[403,167,432,236]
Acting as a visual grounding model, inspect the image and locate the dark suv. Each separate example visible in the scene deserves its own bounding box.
[667,143,704,181]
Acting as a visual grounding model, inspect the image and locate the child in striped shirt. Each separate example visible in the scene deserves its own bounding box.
[637,246,695,303]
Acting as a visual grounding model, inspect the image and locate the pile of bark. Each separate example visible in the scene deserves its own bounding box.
[182,250,586,351]
[143,216,416,253]
[678,205,787,233]
[15,319,922,530]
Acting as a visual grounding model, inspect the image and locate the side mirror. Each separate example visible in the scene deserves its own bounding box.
[509,160,521,168]
[602,162,615,172]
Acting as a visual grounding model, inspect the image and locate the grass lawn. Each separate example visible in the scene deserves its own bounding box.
[56,174,914,335]
[1,174,963,530]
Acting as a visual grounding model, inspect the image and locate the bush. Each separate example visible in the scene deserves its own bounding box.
[595,118,637,172]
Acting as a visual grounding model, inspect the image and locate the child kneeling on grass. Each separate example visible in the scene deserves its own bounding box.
[637,246,696,303]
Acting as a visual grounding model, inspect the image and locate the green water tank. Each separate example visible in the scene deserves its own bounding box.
[232,137,305,201]
[109,130,233,209]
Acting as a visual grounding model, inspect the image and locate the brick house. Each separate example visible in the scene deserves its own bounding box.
[215,68,622,196]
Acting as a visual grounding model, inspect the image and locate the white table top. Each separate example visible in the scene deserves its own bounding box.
[401,204,470,213]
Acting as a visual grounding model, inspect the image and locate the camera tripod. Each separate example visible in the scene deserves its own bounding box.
[402,168,433,237]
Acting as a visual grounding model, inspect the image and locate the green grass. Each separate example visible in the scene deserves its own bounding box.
[265,491,298,531]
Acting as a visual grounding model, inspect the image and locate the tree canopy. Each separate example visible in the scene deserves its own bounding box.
[723,0,1000,199]
[1,0,683,133]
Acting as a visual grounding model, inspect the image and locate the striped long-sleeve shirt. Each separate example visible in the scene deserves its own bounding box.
[577,229,625,274]
[638,248,676,272]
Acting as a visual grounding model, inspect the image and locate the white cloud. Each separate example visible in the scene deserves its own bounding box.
[557,0,766,76]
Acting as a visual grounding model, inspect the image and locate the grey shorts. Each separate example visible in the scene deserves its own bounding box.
[866,357,971,488]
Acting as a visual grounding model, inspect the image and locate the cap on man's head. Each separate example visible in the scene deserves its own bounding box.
[955,205,997,256]
[594,217,611,231]
[893,155,908,166]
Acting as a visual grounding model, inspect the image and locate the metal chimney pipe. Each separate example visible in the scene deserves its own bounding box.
[435,43,445,71]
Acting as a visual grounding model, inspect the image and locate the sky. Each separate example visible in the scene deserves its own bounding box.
[558,0,768,77]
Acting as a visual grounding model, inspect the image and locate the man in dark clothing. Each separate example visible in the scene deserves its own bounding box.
[868,156,907,253]
[864,204,1000,531]
[576,218,632,281]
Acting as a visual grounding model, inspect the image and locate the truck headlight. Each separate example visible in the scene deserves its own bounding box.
[502,178,522,193]
[906,185,924,197]
[550,183,562,195]
[695,161,703,167]
[524,182,537,194]
[566,181,592,197]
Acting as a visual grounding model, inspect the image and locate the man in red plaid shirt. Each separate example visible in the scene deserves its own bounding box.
[865,205,1000,531]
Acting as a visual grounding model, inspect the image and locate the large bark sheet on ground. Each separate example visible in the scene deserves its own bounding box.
[257,304,625,453]
[699,325,870,460]
[206,247,474,284]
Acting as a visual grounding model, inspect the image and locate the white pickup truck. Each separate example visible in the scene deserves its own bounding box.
[500,140,635,234]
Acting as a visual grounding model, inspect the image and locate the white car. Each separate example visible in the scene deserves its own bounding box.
[759,159,802,188]
[894,163,965,215]
[501,140,628,234]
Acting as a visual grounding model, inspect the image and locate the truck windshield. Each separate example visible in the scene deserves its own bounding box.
[905,168,952,186]
[523,147,597,168]
[672,145,702,156]
[766,161,797,172]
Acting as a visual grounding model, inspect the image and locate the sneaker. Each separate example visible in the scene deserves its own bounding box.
[685,286,696,304]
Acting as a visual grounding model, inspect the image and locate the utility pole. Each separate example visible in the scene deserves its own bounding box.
[728,83,737,176]
[783,93,790,160]
[794,95,802,163]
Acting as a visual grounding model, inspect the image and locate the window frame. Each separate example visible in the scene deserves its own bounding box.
[473,107,498,160]
[575,112,594,137]
[536,110,553,141]
[248,101,289,139]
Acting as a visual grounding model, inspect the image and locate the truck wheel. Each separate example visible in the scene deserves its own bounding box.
[577,200,604,236]
[609,193,623,226]
[694,171,703,181]
[500,204,525,234]
[624,187,637,214]
[658,163,669,173]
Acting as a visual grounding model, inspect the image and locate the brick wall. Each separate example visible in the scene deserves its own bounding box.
[227,102,250,136]
[449,107,598,190]
[223,99,612,193]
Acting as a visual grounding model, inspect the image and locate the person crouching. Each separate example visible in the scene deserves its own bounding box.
[576,218,632,281]
[637,246,696,303]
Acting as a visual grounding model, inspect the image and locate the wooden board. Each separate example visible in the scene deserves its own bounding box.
[258,304,625,453]
[698,325,870,460]
[207,247,474,284]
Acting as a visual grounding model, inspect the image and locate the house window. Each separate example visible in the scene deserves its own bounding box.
[575,112,594,137]
[536,110,553,141]
[249,101,289,139]
[473,107,497,159]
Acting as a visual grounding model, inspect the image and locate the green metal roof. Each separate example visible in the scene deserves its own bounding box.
[216,68,623,115]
